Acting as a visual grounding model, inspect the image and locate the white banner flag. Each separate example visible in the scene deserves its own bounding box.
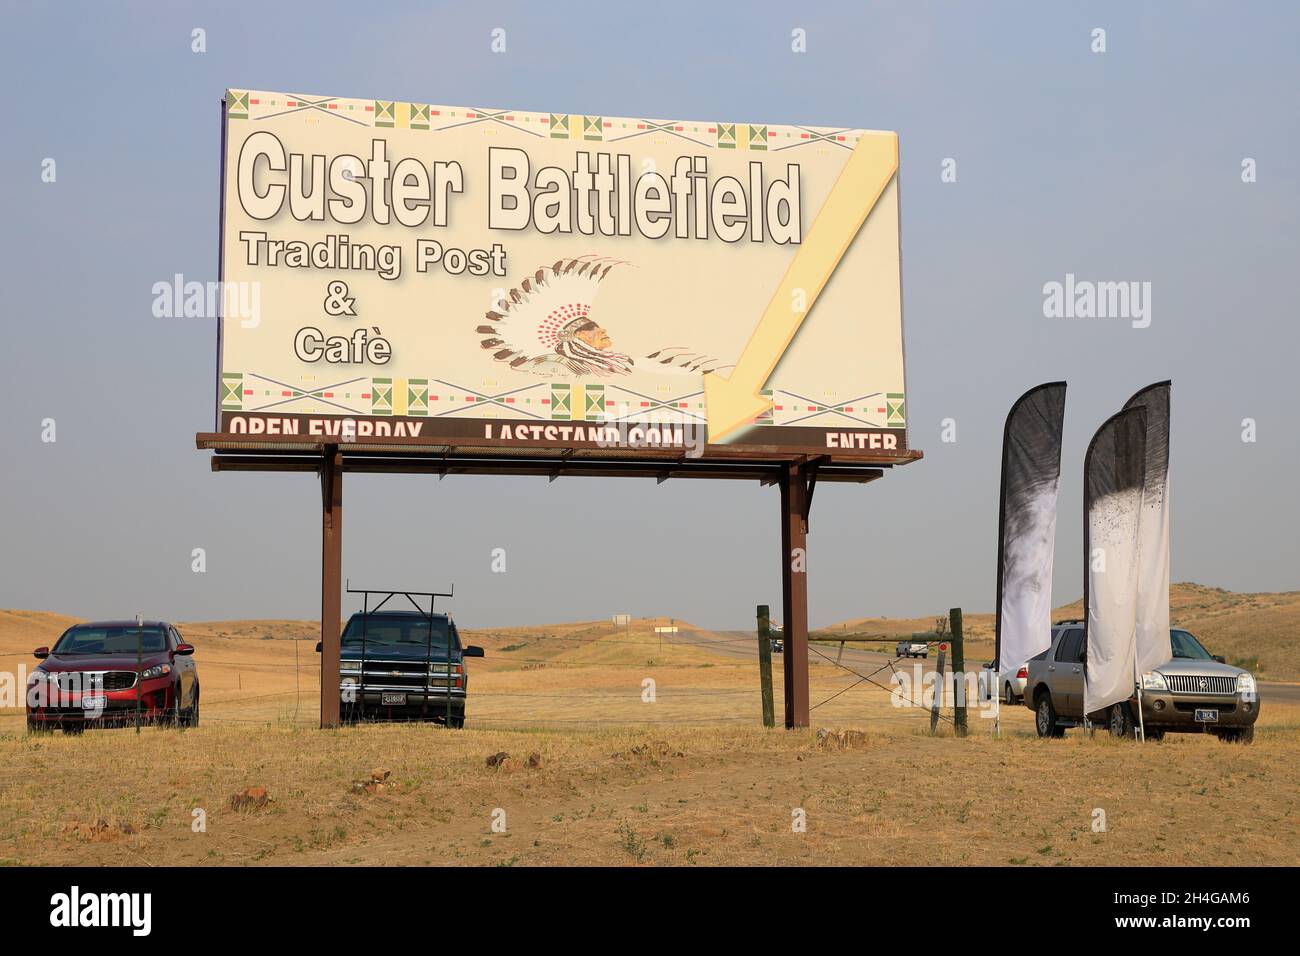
[1083,406,1148,715]
[1124,382,1173,676]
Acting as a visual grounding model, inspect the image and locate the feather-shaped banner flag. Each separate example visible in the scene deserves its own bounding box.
[995,383,1068,675]
[1083,406,1148,716]
[1123,382,1173,677]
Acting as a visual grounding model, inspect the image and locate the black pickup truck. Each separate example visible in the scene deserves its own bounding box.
[323,610,484,727]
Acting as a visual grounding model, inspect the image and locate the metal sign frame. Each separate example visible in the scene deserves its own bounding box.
[198,434,918,729]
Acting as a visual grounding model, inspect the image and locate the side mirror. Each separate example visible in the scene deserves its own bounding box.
[33,646,49,660]
[463,645,485,658]
[315,642,322,653]
[1213,655,1225,664]
[175,643,195,656]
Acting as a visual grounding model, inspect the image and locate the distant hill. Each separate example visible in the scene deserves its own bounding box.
[818,583,1300,681]
[4,584,1297,681]
[1055,583,1299,680]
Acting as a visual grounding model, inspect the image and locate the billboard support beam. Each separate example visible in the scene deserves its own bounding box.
[319,446,343,729]
[780,462,812,729]
[197,439,919,731]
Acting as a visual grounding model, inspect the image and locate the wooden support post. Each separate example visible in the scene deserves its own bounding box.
[780,463,811,729]
[930,642,947,735]
[756,604,776,729]
[950,607,967,737]
[320,447,343,729]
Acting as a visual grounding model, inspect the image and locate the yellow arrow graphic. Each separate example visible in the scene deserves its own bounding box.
[703,132,899,443]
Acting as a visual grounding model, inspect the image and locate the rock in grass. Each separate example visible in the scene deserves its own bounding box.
[229,786,270,811]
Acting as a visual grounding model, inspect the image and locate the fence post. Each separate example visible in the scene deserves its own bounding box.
[756,605,775,729]
[950,607,967,737]
[930,642,947,735]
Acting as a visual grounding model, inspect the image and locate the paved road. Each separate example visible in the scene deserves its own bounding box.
[679,629,951,682]
[683,630,1300,706]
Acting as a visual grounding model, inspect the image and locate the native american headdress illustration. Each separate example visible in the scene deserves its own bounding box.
[477,256,732,378]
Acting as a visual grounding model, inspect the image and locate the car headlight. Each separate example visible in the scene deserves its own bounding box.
[140,663,172,680]
[1237,673,1256,696]
[1141,671,1167,691]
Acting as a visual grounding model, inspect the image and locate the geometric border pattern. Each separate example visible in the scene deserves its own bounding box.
[223,371,903,429]
[226,89,865,153]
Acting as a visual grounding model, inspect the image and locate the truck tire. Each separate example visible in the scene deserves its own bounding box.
[1035,692,1064,738]
[1215,727,1254,744]
[1108,702,1136,738]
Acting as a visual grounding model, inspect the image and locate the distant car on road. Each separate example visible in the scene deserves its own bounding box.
[26,621,200,734]
[1024,622,1259,742]
[980,662,1029,703]
[896,638,929,659]
[322,610,484,727]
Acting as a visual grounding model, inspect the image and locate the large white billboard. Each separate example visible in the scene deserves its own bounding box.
[217,89,910,460]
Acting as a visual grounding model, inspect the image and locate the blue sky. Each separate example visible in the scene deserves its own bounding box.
[1,0,1296,628]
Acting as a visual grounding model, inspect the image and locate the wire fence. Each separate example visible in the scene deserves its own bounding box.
[2,625,952,733]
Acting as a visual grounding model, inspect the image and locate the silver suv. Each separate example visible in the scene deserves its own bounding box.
[1023,622,1260,743]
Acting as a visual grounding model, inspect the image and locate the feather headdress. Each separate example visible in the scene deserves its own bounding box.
[477,257,634,377]
[477,256,733,378]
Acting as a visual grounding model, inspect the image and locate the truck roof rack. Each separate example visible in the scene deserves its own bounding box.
[344,581,456,660]
[1054,618,1084,625]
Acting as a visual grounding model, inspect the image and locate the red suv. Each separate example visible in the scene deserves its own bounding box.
[26,621,200,733]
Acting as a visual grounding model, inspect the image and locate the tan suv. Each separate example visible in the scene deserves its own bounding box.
[1023,622,1259,743]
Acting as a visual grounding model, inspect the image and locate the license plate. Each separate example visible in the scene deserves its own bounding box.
[81,695,106,712]
[1195,708,1219,723]
[381,692,406,706]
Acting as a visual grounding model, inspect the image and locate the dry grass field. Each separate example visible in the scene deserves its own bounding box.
[0,598,1296,867]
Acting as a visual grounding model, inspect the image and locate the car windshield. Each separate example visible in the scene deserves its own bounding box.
[52,625,167,655]
[342,615,456,649]
[1170,629,1214,661]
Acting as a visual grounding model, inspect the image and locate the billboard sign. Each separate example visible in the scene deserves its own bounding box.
[217,89,909,460]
